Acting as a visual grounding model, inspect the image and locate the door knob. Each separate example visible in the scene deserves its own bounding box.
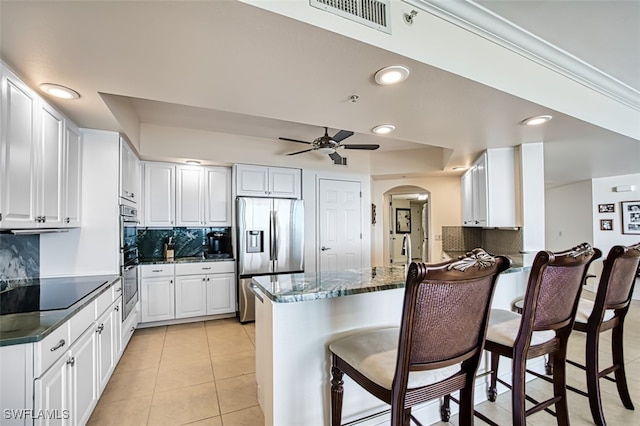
[321,246,331,251]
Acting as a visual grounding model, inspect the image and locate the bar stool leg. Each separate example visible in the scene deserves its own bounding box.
[552,351,570,426]
[331,365,344,426]
[487,352,499,402]
[512,358,527,426]
[612,322,635,410]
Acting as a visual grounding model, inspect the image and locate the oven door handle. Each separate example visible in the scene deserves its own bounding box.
[123,264,137,272]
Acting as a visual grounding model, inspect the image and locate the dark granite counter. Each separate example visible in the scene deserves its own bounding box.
[139,256,234,265]
[252,253,536,304]
[0,275,120,347]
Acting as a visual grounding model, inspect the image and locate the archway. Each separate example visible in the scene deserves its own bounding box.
[383,185,431,265]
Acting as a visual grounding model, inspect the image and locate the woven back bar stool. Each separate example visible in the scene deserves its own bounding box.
[478,243,600,426]
[532,242,640,426]
[328,249,510,425]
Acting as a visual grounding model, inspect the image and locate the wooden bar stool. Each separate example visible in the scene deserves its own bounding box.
[530,243,640,425]
[329,249,510,425]
[474,243,600,426]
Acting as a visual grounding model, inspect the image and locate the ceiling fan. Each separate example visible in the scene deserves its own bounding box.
[279,127,380,164]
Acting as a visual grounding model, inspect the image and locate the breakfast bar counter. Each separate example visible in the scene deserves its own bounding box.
[251,262,529,426]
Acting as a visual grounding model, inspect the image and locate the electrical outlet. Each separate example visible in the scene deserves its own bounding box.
[435,234,442,241]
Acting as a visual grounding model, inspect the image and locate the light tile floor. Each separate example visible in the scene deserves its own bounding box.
[89,296,640,426]
[88,318,262,426]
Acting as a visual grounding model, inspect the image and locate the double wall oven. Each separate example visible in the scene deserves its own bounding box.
[120,205,139,322]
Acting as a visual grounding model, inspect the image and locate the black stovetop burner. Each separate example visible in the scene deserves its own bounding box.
[0,277,109,315]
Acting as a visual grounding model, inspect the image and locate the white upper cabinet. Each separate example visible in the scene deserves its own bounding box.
[235,164,301,199]
[144,162,175,227]
[461,148,520,228]
[120,137,140,205]
[176,165,231,227]
[64,120,82,227]
[0,64,82,229]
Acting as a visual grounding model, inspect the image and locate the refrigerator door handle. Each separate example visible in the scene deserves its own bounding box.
[273,211,279,262]
[269,210,275,262]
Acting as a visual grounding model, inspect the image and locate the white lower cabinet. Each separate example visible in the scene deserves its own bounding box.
[207,273,235,315]
[175,275,207,318]
[27,279,131,426]
[34,324,97,426]
[140,261,236,324]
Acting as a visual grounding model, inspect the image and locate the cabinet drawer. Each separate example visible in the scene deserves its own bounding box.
[175,261,235,276]
[34,322,71,376]
[96,284,116,316]
[140,263,175,278]
[69,300,96,343]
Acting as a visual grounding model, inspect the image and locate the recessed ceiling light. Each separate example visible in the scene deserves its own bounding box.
[520,115,552,126]
[39,83,80,100]
[374,66,410,85]
[372,124,396,134]
[185,160,201,165]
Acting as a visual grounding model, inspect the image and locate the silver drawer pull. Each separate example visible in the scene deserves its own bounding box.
[50,339,66,352]
[202,267,212,270]
[152,269,163,273]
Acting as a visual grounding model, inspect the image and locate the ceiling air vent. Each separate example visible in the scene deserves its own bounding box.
[310,0,391,34]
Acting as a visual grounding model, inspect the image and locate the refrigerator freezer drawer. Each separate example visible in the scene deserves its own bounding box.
[239,278,256,323]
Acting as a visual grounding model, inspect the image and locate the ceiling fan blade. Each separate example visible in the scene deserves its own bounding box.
[279,137,312,144]
[332,130,354,142]
[328,151,347,165]
[286,148,315,156]
[341,144,380,150]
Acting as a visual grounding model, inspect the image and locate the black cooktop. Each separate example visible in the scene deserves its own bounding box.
[0,277,109,315]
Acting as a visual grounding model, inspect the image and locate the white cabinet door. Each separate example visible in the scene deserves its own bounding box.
[38,101,65,227]
[0,68,39,228]
[472,153,488,227]
[236,164,269,197]
[63,121,82,227]
[206,273,235,315]
[204,167,231,225]
[175,275,207,318]
[176,165,204,227]
[268,167,301,198]
[112,300,123,359]
[140,277,175,322]
[144,163,175,227]
[71,327,98,426]
[461,170,474,226]
[235,164,301,198]
[34,352,70,426]
[120,139,140,204]
[96,305,116,394]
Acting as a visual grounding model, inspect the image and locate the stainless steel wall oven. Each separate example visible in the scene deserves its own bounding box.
[120,205,139,322]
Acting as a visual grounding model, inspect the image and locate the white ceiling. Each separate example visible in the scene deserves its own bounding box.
[1,0,638,187]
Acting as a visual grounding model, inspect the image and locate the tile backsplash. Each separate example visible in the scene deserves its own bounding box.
[138,227,231,259]
[0,234,40,290]
[442,226,523,254]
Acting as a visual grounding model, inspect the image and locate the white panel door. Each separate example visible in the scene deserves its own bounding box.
[175,275,207,318]
[319,179,362,274]
[206,273,235,315]
[176,165,204,226]
[38,101,65,227]
[204,166,231,225]
[144,163,175,227]
[64,121,82,227]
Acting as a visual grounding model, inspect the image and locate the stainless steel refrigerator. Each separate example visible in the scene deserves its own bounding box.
[237,197,304,322]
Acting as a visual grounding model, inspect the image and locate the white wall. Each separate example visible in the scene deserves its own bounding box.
[371,176,461,266]
[40,129,120,277]
[545,180,593,251]
[591,173,640,254]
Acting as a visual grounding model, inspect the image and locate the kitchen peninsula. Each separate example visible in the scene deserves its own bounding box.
[252,260,530,426]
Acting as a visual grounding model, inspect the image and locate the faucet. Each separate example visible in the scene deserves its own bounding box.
[401,233,412,266]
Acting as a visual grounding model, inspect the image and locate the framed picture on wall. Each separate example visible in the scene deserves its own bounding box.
[395,208,411,234]
[598,203,615,213]
[600,219,613,231]
[621,201,640,235]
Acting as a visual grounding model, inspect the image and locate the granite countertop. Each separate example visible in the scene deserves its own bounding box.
[139,256,235,265]
[0,275,120,347]
[252,266,408,304]
[443,251,537,272]
[252,253,537,304]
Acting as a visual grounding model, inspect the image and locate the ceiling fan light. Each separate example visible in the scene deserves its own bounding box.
[372,124,395,134]
[39,83,80,100]
[317,147,335,154]
[520,115,552,126]
[374,66,410,85]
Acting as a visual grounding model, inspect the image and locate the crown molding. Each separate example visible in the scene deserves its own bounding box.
[404,0,640,111]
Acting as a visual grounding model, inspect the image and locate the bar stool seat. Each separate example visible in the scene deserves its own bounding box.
[329,328,460,390]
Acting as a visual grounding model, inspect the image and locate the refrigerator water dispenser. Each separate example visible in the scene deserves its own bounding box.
[246,230,264,253]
